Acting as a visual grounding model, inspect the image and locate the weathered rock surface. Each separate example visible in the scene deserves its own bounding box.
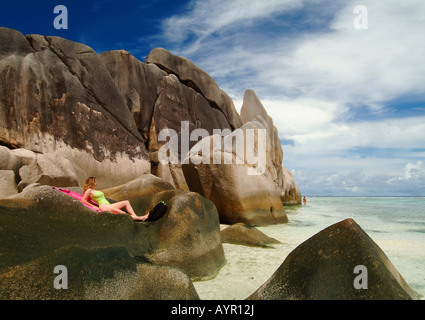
[102,174,175,201]
[1,27,301,224]
[281,166,302,205]
[0,183,225,281]
[146,47,242,131]
[128,189,226,280]
[0,27,150,189]
[182,120,288,226]
[149,74,231,160]
[0,245,199,300]
[240,89,301,206]
[248,219,419,300]
[123,264,200,300]
[0,170,18,197]
[99,49,167,143]
[221,223,281,248]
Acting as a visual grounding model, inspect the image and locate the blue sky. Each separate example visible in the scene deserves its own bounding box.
[1,0,425,196]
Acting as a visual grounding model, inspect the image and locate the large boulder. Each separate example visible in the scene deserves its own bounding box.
[102,174,175,201]
[148,73,231,160]
[0,182,225,280]
[248,219,419,300]
[99,49,241,191]
[240,89,301,205]
[99,50,167,142]
[146,47,242,131]
[123,264,200,300]
[0,245,200,300]
[281,166,302,205]
[148,73,232,189]
[182,120,288,226]
[128,189,226,280]
[0,27,150,189]
[221,223,281,248]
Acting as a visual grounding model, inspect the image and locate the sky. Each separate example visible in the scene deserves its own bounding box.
[1,0,424,196]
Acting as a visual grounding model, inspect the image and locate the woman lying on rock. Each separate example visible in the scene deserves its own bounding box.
[81,177,150,222]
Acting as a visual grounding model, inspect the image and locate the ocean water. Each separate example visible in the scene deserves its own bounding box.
[193,197,425,300]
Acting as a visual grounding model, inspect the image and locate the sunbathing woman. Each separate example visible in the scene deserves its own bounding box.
[81,177,149,221]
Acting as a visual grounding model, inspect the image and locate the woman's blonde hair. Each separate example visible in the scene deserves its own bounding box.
[83,177,97,194]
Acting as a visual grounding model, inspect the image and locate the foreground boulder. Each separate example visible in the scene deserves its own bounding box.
[0,182,225,280]
[123,264,200,300]
[248,219,419,300]
[0,245,199,300]
[221,223,281,248]
[128,189,226,280]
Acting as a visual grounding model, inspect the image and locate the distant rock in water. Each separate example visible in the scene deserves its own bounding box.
[248,219,419,300]
[221,223,281,248]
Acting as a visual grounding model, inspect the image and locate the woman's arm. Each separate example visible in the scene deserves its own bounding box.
[81,189,99,209]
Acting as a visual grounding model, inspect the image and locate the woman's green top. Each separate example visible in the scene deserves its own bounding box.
[91,190,110,207]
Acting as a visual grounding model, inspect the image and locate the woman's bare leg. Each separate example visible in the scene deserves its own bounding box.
[110,201,136,216]
[104,201,149,221]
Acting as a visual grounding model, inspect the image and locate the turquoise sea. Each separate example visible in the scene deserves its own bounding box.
[194,197,425,300]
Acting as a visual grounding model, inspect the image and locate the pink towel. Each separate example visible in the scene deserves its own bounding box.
[53,187,101,212]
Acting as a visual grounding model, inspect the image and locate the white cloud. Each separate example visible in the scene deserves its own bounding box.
[162,0,302,53]
[163,0,425,106]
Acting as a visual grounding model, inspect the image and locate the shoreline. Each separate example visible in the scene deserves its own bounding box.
[195,197,425,300]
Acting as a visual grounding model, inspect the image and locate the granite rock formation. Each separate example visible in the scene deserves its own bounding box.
[248,219,419,300]
[0,182,225,281]
[0,27,301,213]
[240,89,301,206]
[0,27,150,189]
[0,245,200,300]
[221,223,281,248]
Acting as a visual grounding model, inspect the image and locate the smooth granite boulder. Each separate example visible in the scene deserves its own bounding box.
[248,219,419,300]
[128,189,226,280]
[146,47,242,131]
[0,27,150,189]
[240,89,301,205]
[182,121,288,226]
[221,223,281,248]
[0,245,200,300]
[99,50,167,142]
[0,183,225,281]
